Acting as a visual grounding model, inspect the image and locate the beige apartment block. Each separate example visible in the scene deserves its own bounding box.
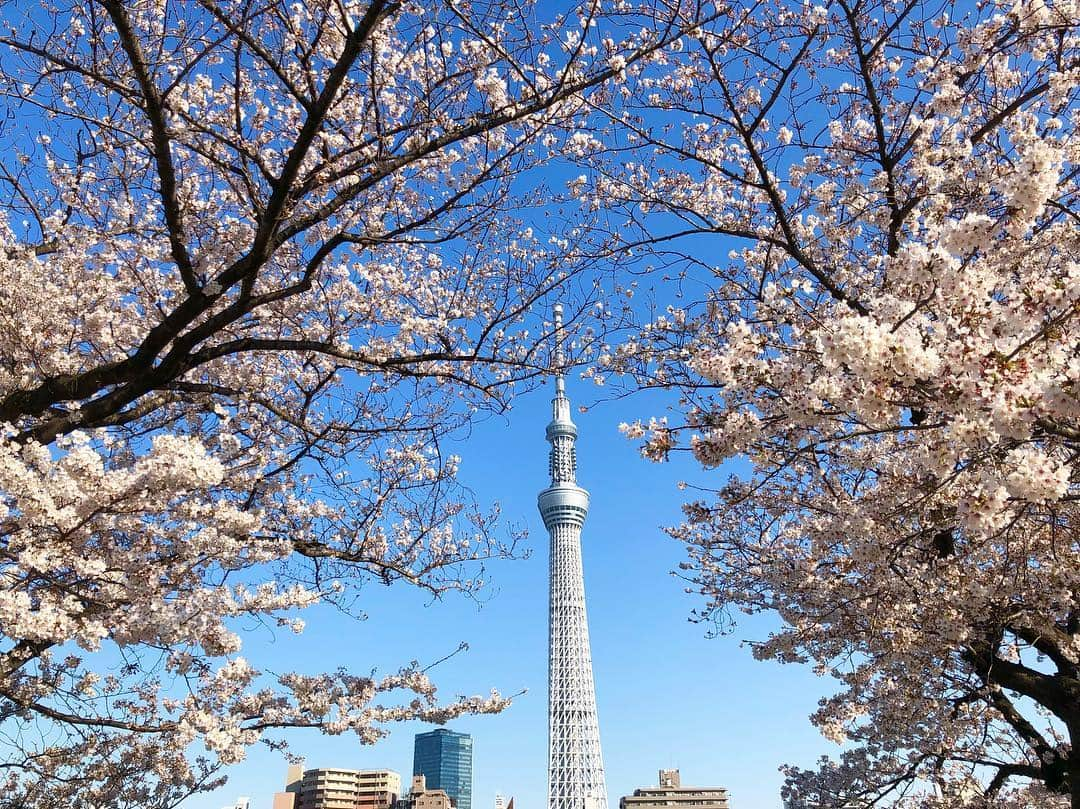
[272,765,402,809]
[619,770,730,809]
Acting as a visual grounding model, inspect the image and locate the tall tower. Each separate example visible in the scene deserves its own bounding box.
[538,303,608,809]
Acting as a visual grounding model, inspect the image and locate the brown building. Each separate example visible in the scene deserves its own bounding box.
[273,764,306,809]
[273,764,402,809]
[398,774,454,809]
[619,770,730,809]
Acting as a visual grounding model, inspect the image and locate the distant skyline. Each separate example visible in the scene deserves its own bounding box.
[185,381,837,809]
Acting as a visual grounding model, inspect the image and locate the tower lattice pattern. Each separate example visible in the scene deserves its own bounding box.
[537,304,607,809]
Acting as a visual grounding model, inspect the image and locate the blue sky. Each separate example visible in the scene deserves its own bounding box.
[183,379,838,809]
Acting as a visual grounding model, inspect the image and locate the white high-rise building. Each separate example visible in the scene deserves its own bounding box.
[538,304,607,809]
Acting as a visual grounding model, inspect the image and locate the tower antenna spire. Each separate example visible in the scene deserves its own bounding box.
[539,302,607,809]
[553,302,566,396]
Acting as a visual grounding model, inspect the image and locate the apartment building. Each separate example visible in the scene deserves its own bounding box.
[619,769,730,809]
[273,764,402,809]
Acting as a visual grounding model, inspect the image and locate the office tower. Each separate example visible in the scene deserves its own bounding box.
[618,770,730,809]
[538,303,607,809]
[413,728,473,809]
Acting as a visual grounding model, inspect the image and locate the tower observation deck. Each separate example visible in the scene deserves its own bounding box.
[538,304,607,809]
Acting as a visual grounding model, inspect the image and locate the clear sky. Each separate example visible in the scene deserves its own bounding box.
[182,379,839,809]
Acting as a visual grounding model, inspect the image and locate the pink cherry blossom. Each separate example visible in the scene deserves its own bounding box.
[595,0,1080,802]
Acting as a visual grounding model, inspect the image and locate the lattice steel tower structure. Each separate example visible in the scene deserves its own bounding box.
[537,304,608,809]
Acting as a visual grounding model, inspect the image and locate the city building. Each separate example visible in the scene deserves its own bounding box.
[220,798,251,809]
[403,774,455,809]
[274,794,299,809]
[271,764,401,809]
[272,764,305,809]
[412,729,473,809]
[619,770,730,809]
[539,302,607,809]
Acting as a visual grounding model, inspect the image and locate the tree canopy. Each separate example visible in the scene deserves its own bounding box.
[593,0,1079,804]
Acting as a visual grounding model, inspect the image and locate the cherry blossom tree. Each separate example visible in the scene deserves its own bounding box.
[0,0,700,805]
[578,0,1080,804]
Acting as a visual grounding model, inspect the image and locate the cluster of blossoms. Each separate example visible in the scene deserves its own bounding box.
[582,0,1080,803]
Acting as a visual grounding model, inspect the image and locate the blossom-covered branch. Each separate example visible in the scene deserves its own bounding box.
[587,0,1080,804]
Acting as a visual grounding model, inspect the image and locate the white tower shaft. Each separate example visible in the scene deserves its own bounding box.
[538,304,607,809]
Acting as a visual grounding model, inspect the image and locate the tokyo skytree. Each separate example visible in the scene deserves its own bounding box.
[537,303,608,809]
